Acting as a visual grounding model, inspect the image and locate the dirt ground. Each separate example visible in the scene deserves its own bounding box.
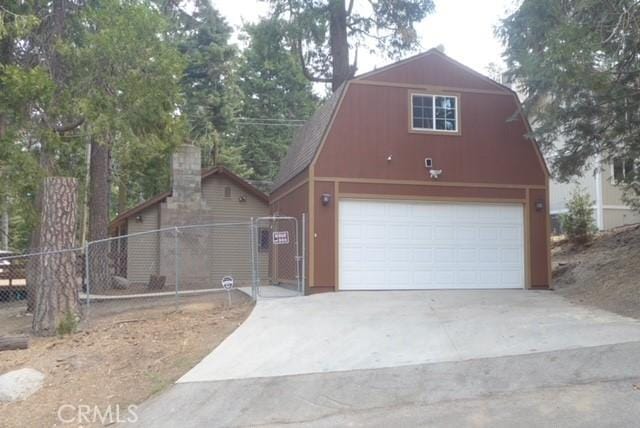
[553,224,640,319]
[0,291,253,427]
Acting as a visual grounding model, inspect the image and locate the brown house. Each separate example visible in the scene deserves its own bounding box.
[271,49,551,293]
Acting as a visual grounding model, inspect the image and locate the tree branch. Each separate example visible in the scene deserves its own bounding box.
[53,117,85,133]
[346,0,355,17]
[294,38,333,83]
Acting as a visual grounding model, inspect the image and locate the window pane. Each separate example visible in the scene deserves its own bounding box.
[435,108,445,119]
[435,119,446,130]
[435,97,444,108]
[448,97,456,109]
[424,118,433,129]
[445,120,456,131]
[413,118,423,128]
[424,107,433,119]
[413,106,422,117]
[613,158,624,182]
[624,159,635,177]
[413,95,423,107]
[446,109,456,119]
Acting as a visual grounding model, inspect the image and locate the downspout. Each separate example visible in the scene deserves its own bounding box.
[594,155,604,231]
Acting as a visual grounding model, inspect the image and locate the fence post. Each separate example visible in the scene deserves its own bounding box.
[84,241,91,319]
[250,217,257,301]
[301,213,306,296]
[174,227,179,310]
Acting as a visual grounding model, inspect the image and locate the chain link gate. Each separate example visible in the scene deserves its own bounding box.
[252,216,304,298]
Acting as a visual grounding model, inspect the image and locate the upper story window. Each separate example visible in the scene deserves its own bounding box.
[411,93,458,133]
[612,158,635,183]
[224,186,232,198]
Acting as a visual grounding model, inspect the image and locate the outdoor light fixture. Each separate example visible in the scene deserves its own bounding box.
[135,215,143,223]
[535,199,545,211]
[321,193,332,206]
[238,195,247,202]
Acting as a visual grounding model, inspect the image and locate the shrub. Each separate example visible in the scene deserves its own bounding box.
[561,188,597,244]
[57,311,79,336]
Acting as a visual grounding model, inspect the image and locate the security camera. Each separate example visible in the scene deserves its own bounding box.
[429,169,443,180]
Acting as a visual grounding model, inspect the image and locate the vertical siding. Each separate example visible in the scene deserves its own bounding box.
[529,188,550,287]
[126,204,160,283]
[201,175,270,286]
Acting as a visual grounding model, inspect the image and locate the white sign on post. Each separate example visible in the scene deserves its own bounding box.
[221,276,234,290]
[272,231,290,245]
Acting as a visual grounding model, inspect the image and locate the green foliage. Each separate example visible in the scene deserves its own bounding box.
[64,0,186,215]
[498,0,640,209]
[57,311,79,336]
[235,19,319,184]
[0,3,40,39]
[263,0,435,88]
[161,0,247,174]
[561,188,597,244]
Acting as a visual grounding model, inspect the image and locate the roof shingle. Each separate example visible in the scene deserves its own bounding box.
[272,83,347,190]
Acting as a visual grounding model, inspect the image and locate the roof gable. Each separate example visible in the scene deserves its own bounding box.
[110,166,267,230]
[355,48,511,94]
[271,50,521,192]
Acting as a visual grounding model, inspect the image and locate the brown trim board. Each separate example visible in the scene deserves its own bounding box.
[316,177,546,190]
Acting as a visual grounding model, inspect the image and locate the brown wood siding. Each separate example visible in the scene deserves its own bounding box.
[314,84,546,186]
[528,188,551,287]
[338,182,526,200]
[357,52,509,93]
[271,168,309,201]
[313,181,336,288]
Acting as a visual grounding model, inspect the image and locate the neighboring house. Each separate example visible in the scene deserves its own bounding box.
[109,145,269,288]
[503,83,640,233]
[271,48,551,293]
[548,156,640,233]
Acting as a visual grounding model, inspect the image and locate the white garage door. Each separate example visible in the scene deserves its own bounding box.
[339,199,525,290]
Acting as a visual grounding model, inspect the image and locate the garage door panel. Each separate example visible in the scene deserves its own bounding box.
[339,199,525,290]
[500,248,522,264]
[456,248,477,263]
[433,226,455,240]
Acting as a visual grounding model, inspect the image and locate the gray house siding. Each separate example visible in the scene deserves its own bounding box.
[126,204,160,283]
[201,175,270,287]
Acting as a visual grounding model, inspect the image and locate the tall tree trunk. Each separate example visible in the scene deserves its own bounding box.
[117,178,128,215]
[50,0,67,84]
[26,149,55,312]
[328,0,350,91]
[32,177,80,336]
[1,201,8,251]
[88,139,111,292]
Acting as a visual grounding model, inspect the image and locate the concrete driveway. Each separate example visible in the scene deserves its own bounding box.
[126,291,640,427]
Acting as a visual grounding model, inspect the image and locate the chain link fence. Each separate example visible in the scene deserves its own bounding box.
[0,216,305,323]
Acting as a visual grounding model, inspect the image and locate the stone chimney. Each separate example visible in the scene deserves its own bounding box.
[169,144,201,205]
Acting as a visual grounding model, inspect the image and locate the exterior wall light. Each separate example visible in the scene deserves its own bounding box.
[135,215,143,223]
[535,200,545,211]
[321,193,332,206]
[238,195,247,203]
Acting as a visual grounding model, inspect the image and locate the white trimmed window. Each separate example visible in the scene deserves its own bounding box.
[612,158,635,183]
[411,94,458,132]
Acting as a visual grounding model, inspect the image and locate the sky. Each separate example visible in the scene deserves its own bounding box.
[214,0,519,79]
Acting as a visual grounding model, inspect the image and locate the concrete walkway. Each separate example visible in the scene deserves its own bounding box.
[126,290,640,427]
[180,290,640,382]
